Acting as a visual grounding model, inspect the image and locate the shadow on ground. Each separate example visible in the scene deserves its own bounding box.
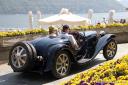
[0,58,106,85]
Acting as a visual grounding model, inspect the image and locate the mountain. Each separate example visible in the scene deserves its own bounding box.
[0,0,125,14]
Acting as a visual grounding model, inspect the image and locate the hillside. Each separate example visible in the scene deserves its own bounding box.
[0,0,125,14]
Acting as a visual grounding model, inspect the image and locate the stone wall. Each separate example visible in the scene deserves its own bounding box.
[90,26,128,34]
[115,32,128,43]
[0,34,45,47]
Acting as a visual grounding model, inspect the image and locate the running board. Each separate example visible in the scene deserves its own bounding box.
[77,58,90,64]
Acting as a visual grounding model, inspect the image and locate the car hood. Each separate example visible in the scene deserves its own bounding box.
[79,31,97,37]
[30,36,68,45]
[29,36,69,56]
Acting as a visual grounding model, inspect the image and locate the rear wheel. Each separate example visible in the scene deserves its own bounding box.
[103,39,117,60]
[51,51,71,78]
[9,42,34,72]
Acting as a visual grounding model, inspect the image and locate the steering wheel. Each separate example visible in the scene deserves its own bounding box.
[69,31,85,47]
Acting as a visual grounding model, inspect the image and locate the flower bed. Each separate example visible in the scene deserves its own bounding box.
[61,54,128,85]
[78,23,128,30]
[0,23,127,46]
[0,29,48,46]
[0,23,128,38]
[0,28,48,38]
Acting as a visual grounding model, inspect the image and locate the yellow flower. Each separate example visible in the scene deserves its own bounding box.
[60,55,128,85]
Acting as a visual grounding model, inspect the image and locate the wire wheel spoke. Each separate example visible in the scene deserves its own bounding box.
[58,56,63,62]
[17,59,21,67]
[109,42,116,50]
[112,50,115,55]
[107,50,111,55]
[60,67,65,75]
[20,54,27,58]
[107,49,112,56]
[19,57,26,65]
[16,46,20,54]
[57,66,62,72]
[62,67,67,74]
[63,55,68,63]
[62,54,65,62]
[19,48,24,55]
[13,58,18,66]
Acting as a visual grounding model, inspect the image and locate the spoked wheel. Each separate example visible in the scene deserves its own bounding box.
[9,42,33,72]
[103,39,117,60]
[52,51,71,78]
[11,46,27,68]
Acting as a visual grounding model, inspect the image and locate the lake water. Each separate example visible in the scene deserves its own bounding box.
[0,12,127,30]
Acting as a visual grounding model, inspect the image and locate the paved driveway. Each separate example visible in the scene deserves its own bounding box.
[0,43,128,85]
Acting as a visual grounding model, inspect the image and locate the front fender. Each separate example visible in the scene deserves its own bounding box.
[92,34,116,59]
[44,44,69,72]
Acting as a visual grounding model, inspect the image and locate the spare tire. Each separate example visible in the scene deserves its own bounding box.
[26,42,37,59]
[9,42,34,72]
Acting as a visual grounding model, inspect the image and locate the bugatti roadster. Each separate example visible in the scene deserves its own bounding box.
[9,31,117,78]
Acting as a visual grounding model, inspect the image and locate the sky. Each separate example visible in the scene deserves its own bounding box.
[116,0,128,7]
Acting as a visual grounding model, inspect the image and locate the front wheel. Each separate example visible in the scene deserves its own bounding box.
[103,39,117,60]
[51,51,71,78]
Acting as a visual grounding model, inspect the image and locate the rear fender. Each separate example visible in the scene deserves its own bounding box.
[44,44,71,72]
[92,34,116,59]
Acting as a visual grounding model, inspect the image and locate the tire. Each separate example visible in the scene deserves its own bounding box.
[103,39,117,60]
[51,50,71,78]
[9,42,34,72]
[26,42,37,59]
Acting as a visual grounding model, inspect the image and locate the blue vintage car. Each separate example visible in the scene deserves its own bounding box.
[9,31,117,78]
